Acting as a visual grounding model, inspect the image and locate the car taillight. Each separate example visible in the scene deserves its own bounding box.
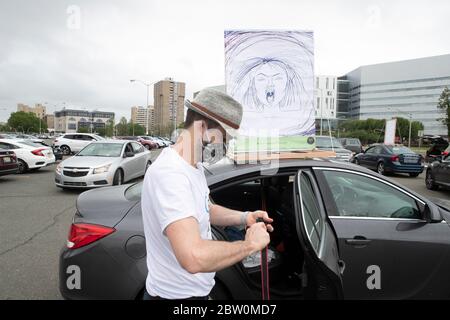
[390,155,399,162]
[443,151,449,156]
[31,148,46,156]
[67,223,115,249]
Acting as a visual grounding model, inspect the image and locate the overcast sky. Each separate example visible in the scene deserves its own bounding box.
[1,0,450,123]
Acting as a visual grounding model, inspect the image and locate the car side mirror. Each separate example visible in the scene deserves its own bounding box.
[424,203,443,223]
[124,151,134,158]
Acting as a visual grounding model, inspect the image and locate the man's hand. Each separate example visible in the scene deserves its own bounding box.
[246,210,274,232]
[245,222,270,254]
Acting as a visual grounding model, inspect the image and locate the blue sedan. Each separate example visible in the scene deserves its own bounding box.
[353,144,424,177]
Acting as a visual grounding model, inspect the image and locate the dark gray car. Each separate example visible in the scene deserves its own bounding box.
[59,159,450,300]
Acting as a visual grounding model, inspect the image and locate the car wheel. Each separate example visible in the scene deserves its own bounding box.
[425,170,439,190]
[60,145,71,155]
[144,144,151,150]
[17,159,28,174]
[377,162,385,175]
[409,173,420,177]
[113,169,123,186]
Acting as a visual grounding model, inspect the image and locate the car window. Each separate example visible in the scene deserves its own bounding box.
[131,142,143,153]
[63,134,74,139]
[0,142,17,150]
[299,172,323,255]
[322,170,421,219]
[365,147,375,154]
[125,143,133,154]
[347,139,360,145]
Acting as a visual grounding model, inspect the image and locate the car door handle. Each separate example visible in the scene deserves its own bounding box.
[345,236,371,246]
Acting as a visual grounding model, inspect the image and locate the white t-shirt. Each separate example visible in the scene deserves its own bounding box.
[141,147,215,299]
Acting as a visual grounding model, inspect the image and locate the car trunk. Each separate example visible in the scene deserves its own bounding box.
[74,184,140,227]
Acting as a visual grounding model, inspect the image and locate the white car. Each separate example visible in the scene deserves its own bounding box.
[55,140,151,189]
[53,133,105,155]
[0,139,55,173]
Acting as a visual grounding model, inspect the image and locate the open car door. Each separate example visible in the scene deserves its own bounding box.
[294,170,344,299]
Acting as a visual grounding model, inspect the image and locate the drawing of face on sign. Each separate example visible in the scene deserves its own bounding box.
[225,30,315,137]
[225,31,314,115]
[253,60,288,110]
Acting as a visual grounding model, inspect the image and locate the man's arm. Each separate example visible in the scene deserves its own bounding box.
[209,203,273,231]
[166,217,269,274]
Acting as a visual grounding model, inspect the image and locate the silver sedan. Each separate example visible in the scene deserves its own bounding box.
[55,140,152,189]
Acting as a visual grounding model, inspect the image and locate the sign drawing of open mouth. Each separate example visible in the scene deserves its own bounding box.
[265,87,275,104]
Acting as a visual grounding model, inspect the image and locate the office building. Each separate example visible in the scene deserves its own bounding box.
[131,106,152,133]
[341,54,450,136]
[54,109,114,133]
[154,78,185,134]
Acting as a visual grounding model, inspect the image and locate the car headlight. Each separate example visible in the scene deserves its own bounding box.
[56,164,62,174]
[93,164,112,174]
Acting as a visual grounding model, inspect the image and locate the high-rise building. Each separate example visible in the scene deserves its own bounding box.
[131,106,149,131]
[17,103,46,119]
[341,54,450,136]
[130,105,156,134]
[154,78,185,135]
[148,106,155,133]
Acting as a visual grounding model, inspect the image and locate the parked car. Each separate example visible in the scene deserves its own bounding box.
[136,137,158,150]
[339,138,363,154]
[0,139,55,173]
[353,144,424,177]
[32,141,64,161]
[54,133,105,155]
[424,136,449,163]
[315,136,352,162]
[59,158,450,300]
[425,154,450,190]
[55,140,151,189]
[0,148,19,176]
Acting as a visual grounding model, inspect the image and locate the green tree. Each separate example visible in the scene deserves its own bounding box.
[7,111,47,133]
[437,86,450,136]
[77,127,89,133]
[115,117,129,136]
[128,123,145,136]
[105,119,114,137]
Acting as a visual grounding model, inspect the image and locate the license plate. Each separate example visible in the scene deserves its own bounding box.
[404,158,417,164]
[2,157,11,163]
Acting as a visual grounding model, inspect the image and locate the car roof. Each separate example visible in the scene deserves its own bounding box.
[90,139,127,144]
[204,157,372,187]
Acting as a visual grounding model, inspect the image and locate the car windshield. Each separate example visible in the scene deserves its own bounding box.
[77,143,123,157]
[316,137,344,148]
[387,146,414,154]
[346,139,360,145]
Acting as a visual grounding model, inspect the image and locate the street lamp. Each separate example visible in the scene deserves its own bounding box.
[387,107,412,147]
[130,79,157,135]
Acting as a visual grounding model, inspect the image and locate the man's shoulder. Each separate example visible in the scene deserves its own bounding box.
[147,149,186,177]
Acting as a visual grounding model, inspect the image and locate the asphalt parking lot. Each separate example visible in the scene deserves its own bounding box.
[0,158,449,300]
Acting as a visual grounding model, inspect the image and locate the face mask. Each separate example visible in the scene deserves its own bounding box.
[201,126,227,164]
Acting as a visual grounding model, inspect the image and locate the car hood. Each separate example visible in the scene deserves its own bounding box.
[61,156,119,168]
[75,184,139,227]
